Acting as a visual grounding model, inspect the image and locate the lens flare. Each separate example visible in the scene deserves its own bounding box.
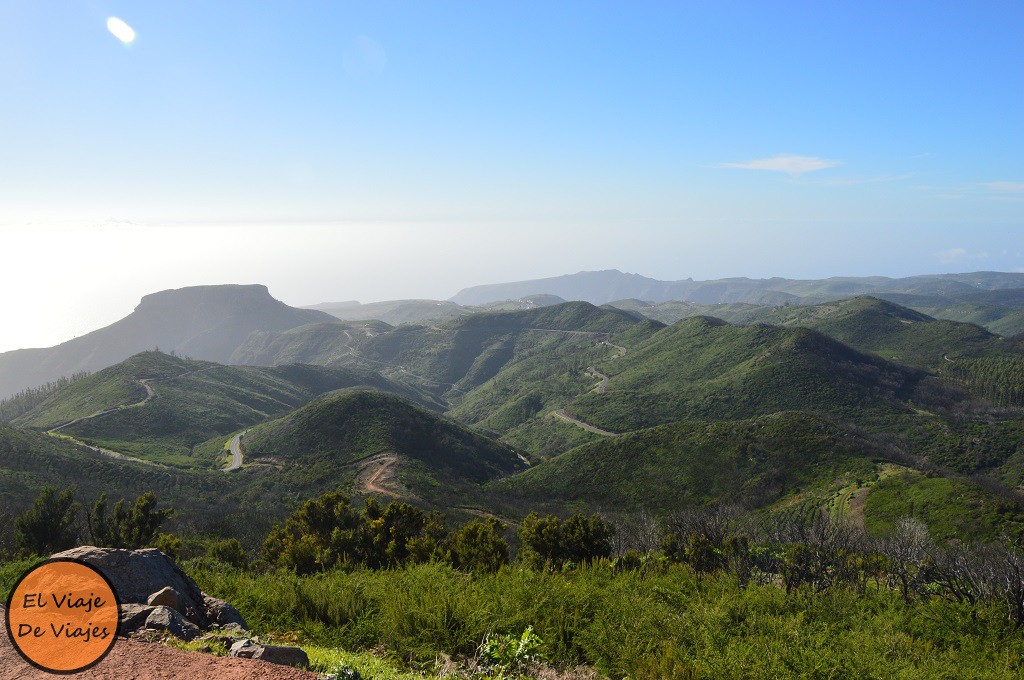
[106,17,136,44]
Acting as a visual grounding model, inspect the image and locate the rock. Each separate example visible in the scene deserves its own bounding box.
[252,645,310,669]
[144,605,201,642]
[229,639,309,669]
[203,594,249,630]
[229,638,261,659]
[119,603,156,635]
[147,586,184,612]
[51,546,209,627]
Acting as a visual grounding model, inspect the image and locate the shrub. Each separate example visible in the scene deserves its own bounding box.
[14,487,79,557]
[207,538,248,569]
[518,512,614,570]
[478,626,543,679]
[86,492,174,549]
[449,518,509,573]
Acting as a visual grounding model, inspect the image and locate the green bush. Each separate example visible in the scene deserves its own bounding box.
[518,512,613,570]
[262,493,448,574]
[448,518,509,573]
[14,487,79,557]
[207,538,248,569]
[86,491,173,549]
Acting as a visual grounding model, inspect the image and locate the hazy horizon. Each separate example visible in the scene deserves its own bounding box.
[1,218,1022,354]
[1,2,1021,352]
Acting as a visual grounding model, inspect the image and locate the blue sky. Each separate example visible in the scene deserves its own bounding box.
[0,1,1022,350]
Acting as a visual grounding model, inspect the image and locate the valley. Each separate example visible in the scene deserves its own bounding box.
[4,276,1024,678]
[2,278,1024,545]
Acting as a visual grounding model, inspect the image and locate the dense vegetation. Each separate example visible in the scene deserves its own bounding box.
[9,484,1024,677]
[6,291,1024,676]
[0,370,91,422]
[566,318,921,432]
[944,356,1024,408]
[5,352,440,468]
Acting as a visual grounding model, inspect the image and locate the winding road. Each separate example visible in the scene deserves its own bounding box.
[363,455,398,496]
[549,338,629,437]
[224,430,246,471]
[49,378,156,433]
[553,408,620,437]
[586,367,610,393]
[54,436,167,468]
[46,378,166,466]
[601,340,628,358]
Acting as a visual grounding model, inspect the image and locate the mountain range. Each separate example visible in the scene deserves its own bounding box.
[450,269,1024,306]
[4,270,1024,546]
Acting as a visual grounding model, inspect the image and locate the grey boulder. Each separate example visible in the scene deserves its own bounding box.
[144,605,201,642]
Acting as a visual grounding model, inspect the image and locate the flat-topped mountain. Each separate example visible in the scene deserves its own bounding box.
[0,284,334,399]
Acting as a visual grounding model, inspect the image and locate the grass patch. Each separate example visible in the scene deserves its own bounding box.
[185,560,1024,679]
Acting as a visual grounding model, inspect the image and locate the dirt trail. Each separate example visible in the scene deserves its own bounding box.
[0,617,318,680]
[549,338,627,437]
[356,453,410,498]
[49,379,156,434]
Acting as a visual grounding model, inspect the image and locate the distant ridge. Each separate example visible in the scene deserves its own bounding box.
[450,270,1024,307]
[0,284,334,399]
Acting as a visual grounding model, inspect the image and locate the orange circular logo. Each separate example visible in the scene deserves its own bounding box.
[5,559,120,674]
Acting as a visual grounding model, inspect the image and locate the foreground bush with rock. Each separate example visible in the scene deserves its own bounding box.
[51,546,310,671]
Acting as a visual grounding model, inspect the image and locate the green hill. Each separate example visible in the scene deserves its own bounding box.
[492,412,887,513]
[492,412,1024,539]
[309,299,470,325]
[8,352,439,468]
[234,302,658,400]
[230,320,391,366]
[752,297,997,368]
[243,390,527,508]
[605,299,768,325]
[873,293,1024,337]
[0,424,237,531]
[566,317,923,433]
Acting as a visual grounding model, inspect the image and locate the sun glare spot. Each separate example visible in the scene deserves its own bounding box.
[106,17,136,44]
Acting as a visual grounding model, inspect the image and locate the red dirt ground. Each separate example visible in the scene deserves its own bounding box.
[0,612,320,680]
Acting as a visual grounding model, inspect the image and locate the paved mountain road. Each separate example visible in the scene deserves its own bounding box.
[586,367,610,393]
[46,368,210,467]
[224,430,247,471]
[553,408,620,437]
[49,379,156,433]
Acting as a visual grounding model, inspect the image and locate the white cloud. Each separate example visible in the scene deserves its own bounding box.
[983,181,1024,194]
[938,247,968,263]
[937,248,990,264]
[720,155,840,177]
